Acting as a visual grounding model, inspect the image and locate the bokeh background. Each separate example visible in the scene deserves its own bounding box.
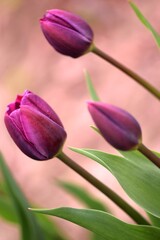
[0,0,160,239]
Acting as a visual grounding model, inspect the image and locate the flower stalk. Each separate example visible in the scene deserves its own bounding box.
[92,45,160,100]
[138,143,160,168]
[57,151,150,225]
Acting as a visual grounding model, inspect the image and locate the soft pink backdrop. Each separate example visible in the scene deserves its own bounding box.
[0,0,160,239]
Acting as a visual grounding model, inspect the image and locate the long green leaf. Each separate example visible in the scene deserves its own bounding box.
[59,181,108,240]
[0,195,18,223]
[0,182,67,240]
[59,181,108,212]
[92,235,105,240]
[31,207,160,240]
[37,213,68,240]
[120,150,160,228]
[119,149,151,166]
[129,1,160,47]
[148,213,160,228]
[0,195,67,240]
[0,153,45,240]
[84,70,100,101]
[70,148,160,218]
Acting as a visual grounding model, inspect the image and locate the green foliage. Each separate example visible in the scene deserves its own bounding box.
[0,192,67,240]
[129,1,160,47]
[59,181,109,240]
[31,207,160,240]
[0,195,18,223]
[147,213,160,228]
[120,150,160,228]
[70,148,160,218]
[36,214,68,240]
[119,149,151,166]
[92,235,105,240]
[0,155,44,240]
[58,181,108,212]
[0,154,45,240]
[84,70,100,101]
[0,154,67,240]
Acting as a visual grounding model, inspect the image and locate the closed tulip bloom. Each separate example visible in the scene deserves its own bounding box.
[40,9,94,58]
[4,90,67,160]
[87,101,142,151]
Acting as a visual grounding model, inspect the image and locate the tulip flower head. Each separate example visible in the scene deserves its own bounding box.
[4,90,67,160]
[87,101,142,151]
[40,9,94,58]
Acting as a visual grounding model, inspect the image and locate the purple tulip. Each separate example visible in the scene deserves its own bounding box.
[40,9,94,58]
[4,90,67,160]
[87,101,142,151]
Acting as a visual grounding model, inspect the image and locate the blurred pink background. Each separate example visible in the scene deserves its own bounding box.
[0,0,160,239]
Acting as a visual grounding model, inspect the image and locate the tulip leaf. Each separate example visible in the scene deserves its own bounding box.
[0,193,67,240]
[70,147,160,218]
[0,153,45,240]
[58,181,108,240]
[84,70,100,101]
[58,181,108,212]
[31,207,160,240]
[0,178,67,240]
[147,213,160,228]
[119,149,154,166]
[92,235,106,240]
[120,150,160,228]
[0,195,18,223]
[129,1,160,47]
[36,213,68,240]
[0,183,18,223]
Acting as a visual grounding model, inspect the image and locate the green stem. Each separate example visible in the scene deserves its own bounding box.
[138,143,160,168]
[57,151,150,225]
[92,45,160,100]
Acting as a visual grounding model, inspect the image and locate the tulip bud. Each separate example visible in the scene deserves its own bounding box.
[87,101,142,151]
[4,90,67,160]
[40,9,94,58]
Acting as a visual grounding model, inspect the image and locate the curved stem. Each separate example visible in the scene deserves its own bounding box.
[138,143,160,168]
[92,45,160,100]
[57,151,150,225]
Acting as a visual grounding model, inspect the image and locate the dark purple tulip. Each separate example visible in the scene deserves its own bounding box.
[4,90,67,160]
[40,9,94,58]
[87,101,142,151]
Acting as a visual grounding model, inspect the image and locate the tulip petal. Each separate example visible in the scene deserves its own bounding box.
[4,114,44,160]
[21,90,64,127]
[40,9,93,58]
[88,101,142,150]
[41,21,92,58]
[4,90,67,160]
[46,9,93,41]
[20,106,66,160]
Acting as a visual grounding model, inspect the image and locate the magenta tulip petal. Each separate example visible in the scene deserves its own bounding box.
[87,101,142,151]
[45,9,93,41]
[5,113,44,159]
[4,90,66,160]
[40,9,93,58]
[21,90,64,127]
[20,106,66,159]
